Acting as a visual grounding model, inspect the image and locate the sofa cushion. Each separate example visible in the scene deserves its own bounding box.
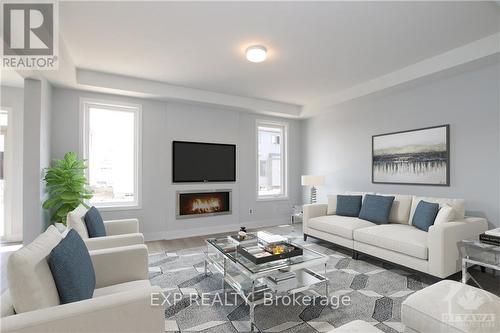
[7,225,62,313]
[354,224,428,259]
[412,201,439,232]
[93,280,151,298]
[308,215,376,240]
[327,194,338,215]
[377,193,413,224]
[48,229,96,304]
[84,206,107,238]
[402,280,500,333]
[67,204,89,239]
[409,196,465,223]
[336,195,362,217]
[434,204,454,225]
[359,194,395,224]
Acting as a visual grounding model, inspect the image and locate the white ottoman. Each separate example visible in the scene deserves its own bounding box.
[329,320,383,332]
[402,280,500,333]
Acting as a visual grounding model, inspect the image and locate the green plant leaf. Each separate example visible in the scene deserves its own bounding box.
[42,152,93,222]
[42,197,60,209]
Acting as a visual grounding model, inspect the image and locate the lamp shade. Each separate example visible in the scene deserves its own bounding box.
[301,175,325,186]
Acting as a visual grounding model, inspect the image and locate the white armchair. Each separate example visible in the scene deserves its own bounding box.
[1,244,164,333]
[67,205,144,251]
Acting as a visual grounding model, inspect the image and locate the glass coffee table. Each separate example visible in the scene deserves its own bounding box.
[204,232,329,331]
[458,239,500,287]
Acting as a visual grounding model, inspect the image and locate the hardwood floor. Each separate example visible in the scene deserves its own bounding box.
[144,225,289,253]
[146,237,208,253]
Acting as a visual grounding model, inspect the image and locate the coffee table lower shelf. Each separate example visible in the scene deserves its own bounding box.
[204,255,329,332]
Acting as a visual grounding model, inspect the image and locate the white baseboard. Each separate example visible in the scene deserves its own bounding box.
[143,218,289,241]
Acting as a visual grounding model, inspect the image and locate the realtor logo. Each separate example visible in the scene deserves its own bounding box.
[2,1,58,69]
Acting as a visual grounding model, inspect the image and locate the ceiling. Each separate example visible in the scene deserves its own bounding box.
[59,1,500,107]
[1,70,24,88]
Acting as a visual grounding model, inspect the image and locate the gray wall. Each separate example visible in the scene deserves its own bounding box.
[23,79,52,243]
[51,88,302,240]
[302,63,500,227]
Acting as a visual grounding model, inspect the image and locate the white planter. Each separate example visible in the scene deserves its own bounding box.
[54,222,67,233]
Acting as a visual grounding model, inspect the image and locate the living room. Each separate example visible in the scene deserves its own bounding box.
[1,1,499,333]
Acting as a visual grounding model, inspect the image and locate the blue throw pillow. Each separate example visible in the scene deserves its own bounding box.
[336,195,362,217]
[84,206,106,238]
[359,194,395,224]
[48,229,96,304]
[412,201,440,232]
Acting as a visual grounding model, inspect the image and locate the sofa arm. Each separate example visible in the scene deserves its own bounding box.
[303,204,328,229]
[104,218,139,236]
[84,233,144,251]
[428,217,488,278]
[1,286,164,333]
[90,244,149,288]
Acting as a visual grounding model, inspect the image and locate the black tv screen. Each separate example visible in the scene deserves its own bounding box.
[173,141,236,183]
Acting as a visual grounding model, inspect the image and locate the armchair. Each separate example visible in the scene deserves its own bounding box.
[67,205,144,251]
[1,244,164,333]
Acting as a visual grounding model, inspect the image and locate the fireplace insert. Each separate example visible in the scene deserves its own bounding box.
[176,190,232,219]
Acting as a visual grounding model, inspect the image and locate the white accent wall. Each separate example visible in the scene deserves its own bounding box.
[302,63,500,227]
[50,88,302,240]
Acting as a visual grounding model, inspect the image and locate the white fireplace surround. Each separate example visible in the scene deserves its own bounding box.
[176,189,232,219]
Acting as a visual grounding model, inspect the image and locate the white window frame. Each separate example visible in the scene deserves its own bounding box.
[80,98,142,211]
[256,120,288,201]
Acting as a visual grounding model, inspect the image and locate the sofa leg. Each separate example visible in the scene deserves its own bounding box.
[303,234,308,241]
[352,250,359,260]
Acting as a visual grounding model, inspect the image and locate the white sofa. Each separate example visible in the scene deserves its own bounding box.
[67,204,144,251]
[1,226,164,333]
[303,192,488,278]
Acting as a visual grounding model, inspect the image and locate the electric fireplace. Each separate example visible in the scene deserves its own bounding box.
[176,190,232,219]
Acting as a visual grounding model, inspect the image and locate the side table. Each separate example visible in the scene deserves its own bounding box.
[458,239,500,287]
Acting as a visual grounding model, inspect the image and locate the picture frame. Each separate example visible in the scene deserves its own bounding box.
[372,125,450,186]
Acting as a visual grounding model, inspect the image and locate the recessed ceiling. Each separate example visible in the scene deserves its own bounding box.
[60,1,500,105]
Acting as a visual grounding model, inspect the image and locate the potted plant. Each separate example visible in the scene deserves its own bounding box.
[43,152,93,232]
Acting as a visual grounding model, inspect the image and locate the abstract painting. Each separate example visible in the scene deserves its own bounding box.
[372,125,449,185]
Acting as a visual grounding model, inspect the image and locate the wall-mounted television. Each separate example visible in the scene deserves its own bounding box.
[172,141,236,183]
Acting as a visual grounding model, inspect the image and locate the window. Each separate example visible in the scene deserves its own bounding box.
[0,106,22,243]
[257,121,287,199]
[81,99,141,209]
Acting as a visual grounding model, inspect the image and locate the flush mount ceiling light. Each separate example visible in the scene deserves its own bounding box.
[246,45,267,63]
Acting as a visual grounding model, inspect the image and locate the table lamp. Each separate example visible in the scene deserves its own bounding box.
[301,175,325,204]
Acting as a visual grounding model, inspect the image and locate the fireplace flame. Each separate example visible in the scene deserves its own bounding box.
[191,198,221,213]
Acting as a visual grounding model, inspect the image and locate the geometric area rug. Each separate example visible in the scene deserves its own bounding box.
[148,225,438,333]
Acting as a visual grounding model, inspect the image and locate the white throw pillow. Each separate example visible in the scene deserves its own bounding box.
[377,193,413,224]
[7,225,62,313]
[67,204,89,239]
[409,196,465,225]
[434,205,454,225]
[327,195,338,215]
